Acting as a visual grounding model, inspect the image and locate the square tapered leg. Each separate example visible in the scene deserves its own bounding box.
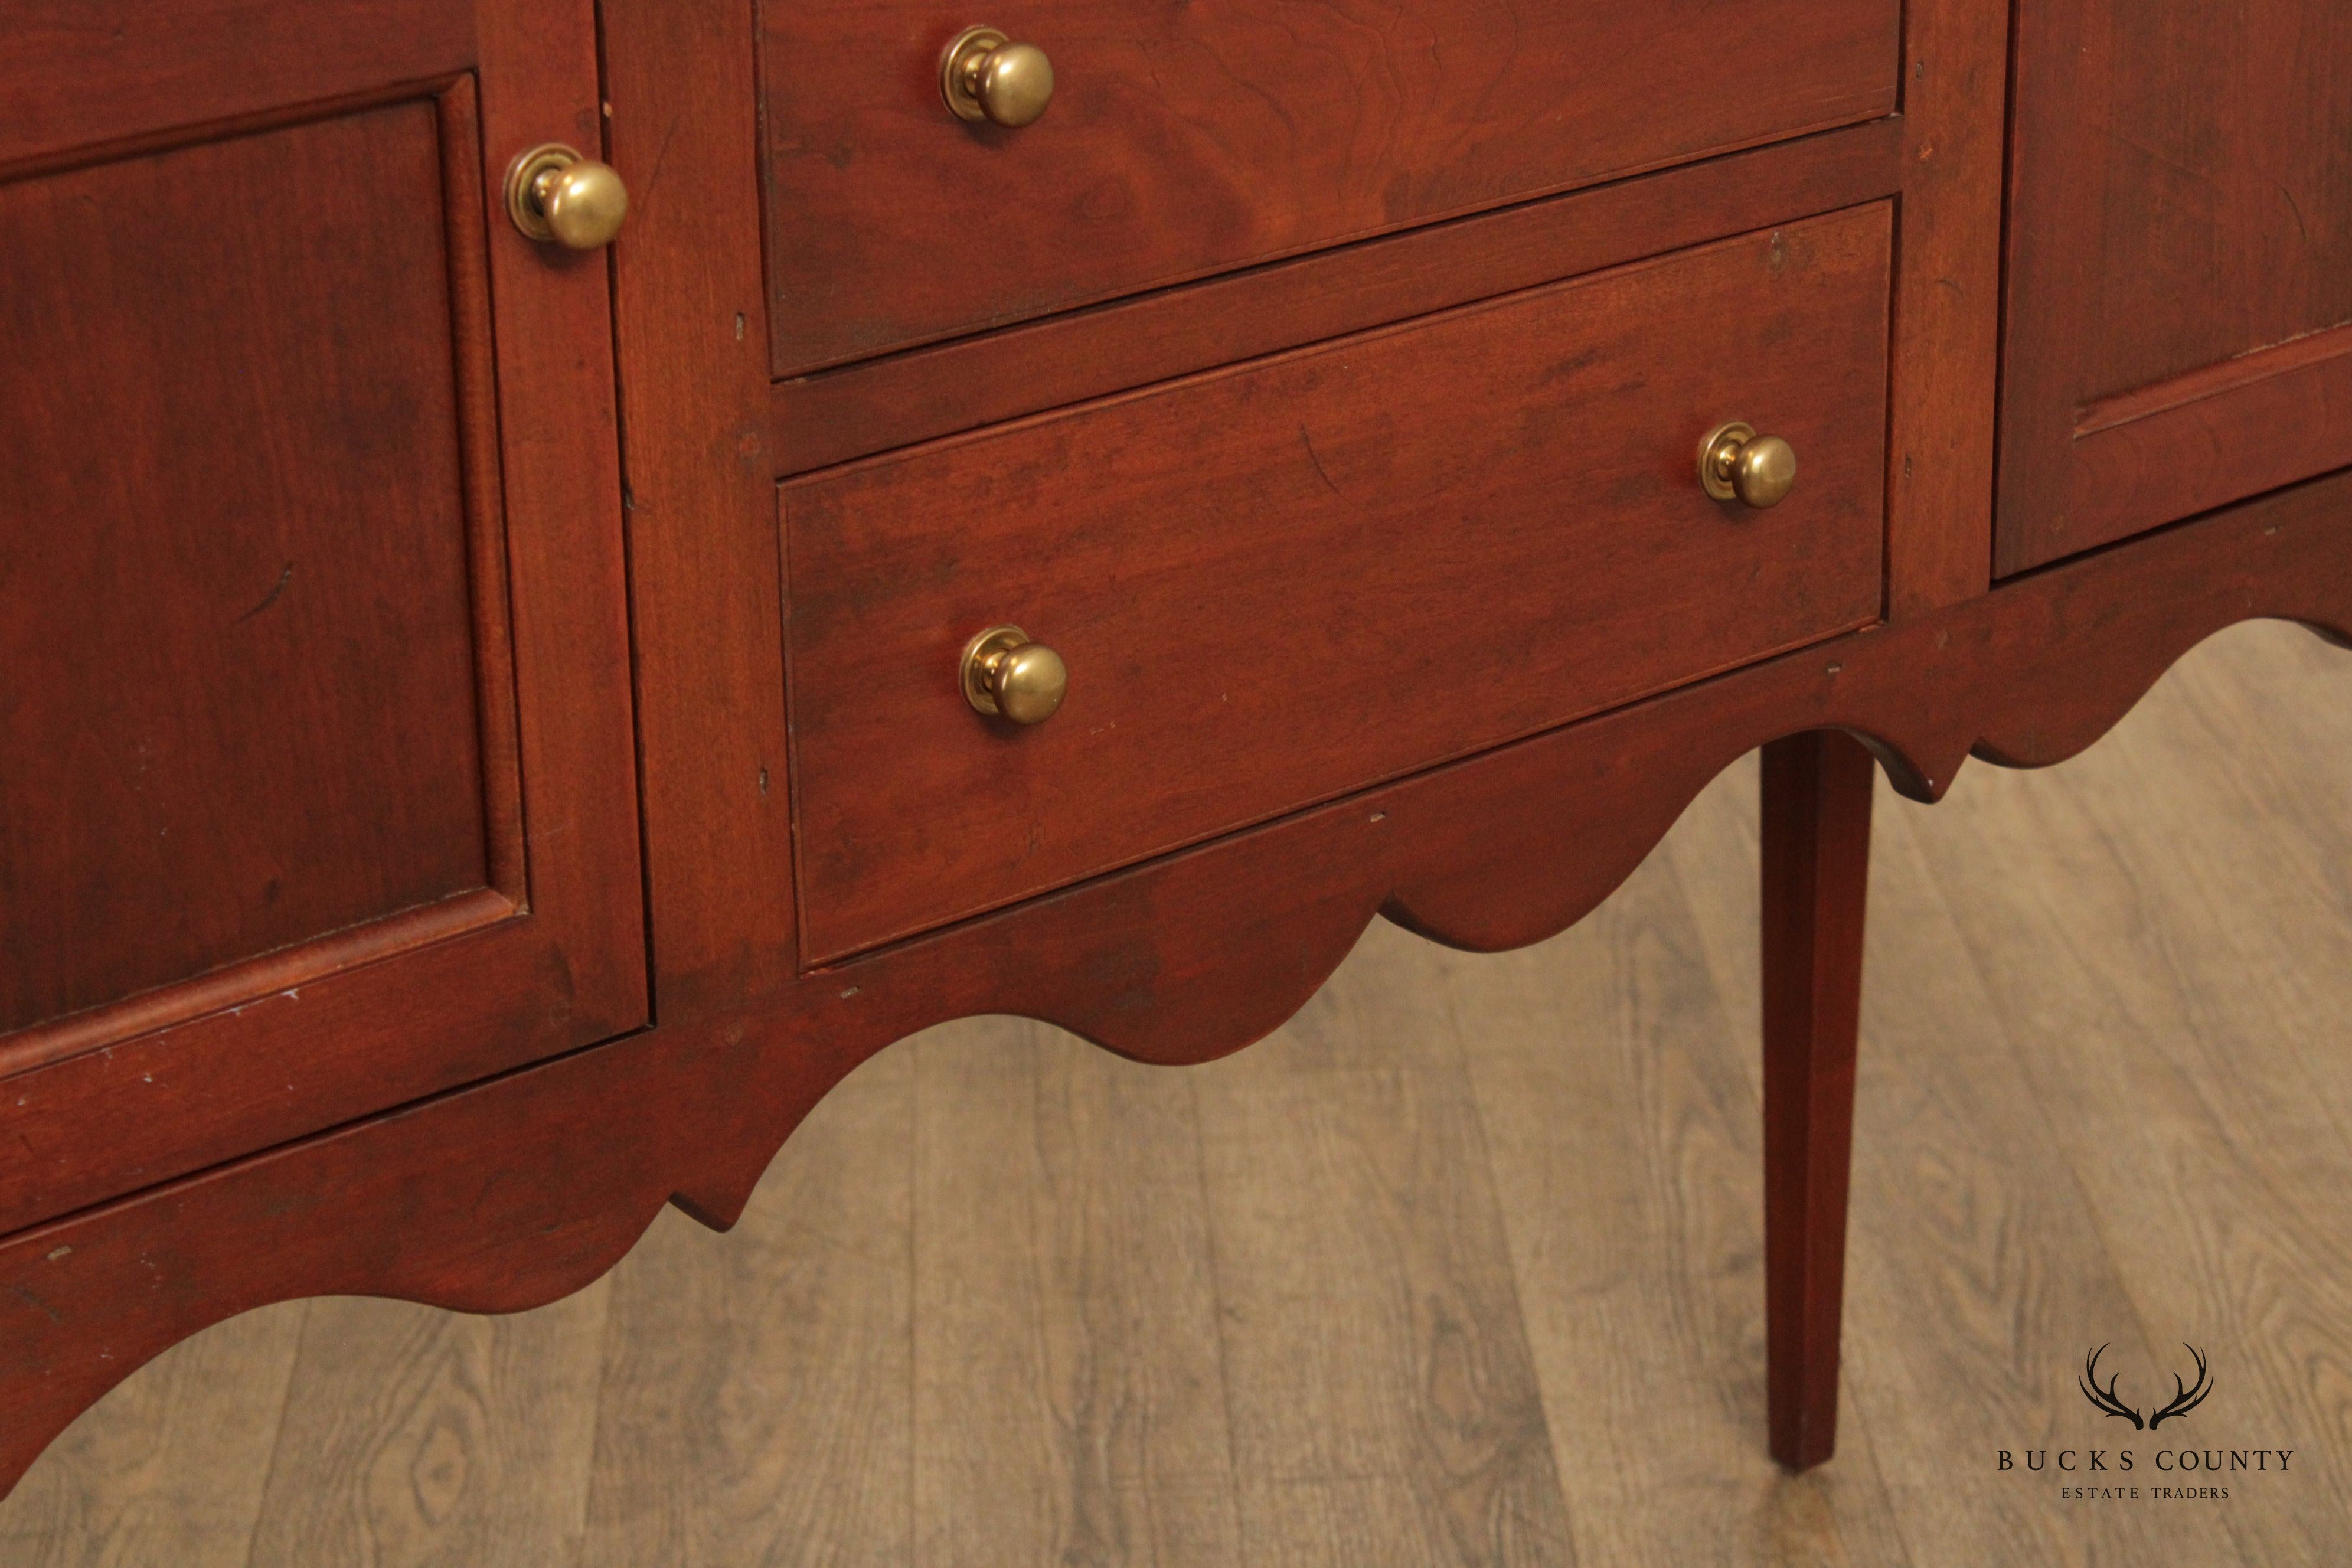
[1759,730,1876,1471]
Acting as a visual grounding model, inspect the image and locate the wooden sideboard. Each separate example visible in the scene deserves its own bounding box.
[3,0,2348,1505]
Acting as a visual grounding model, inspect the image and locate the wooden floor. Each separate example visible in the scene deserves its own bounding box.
[5,621,2351,1566]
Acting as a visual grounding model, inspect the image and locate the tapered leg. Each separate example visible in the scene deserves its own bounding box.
[1758,730,1876,1471]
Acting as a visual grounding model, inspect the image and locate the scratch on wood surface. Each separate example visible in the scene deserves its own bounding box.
[1299,426,1342,496]
[233,563,293,624]
[3,1285,60,1325]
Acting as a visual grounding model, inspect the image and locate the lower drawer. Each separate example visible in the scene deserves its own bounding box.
[783,204,1892,962]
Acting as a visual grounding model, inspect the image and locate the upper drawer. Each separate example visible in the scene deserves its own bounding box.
[759,1,1902,375]
[783,205,1892,962]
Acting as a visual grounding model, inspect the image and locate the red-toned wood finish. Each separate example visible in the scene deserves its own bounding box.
[1883,0,2009,615]
[786,208,1893,961]
[0,0,472,171]
[0,0,645,1234]
[600,0,803,1021]
[591,0,2011,1498]
[768,122,1908,478]
[1759,731,1876,1471]
[616,0,2002,1031]
[1998,0,2352,573]
[0,102,492,1036]
[760,0,2007,615]
[6,470,2349,1501]
[13,0,2337,1517]
[757,0,1900,374]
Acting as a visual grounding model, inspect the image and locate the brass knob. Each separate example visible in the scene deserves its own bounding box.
[942,27,1055,128]
[962,625,1067,725]
[504,143,628,250]
[1700,422,1798,509]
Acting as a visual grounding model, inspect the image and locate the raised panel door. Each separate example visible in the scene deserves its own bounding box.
[1998,0,2352,571]
[0,0,645,1231]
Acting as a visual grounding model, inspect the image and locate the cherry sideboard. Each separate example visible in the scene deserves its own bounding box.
[4,0,2350,1500]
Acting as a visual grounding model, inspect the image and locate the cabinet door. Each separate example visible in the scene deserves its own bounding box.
[1998,0,2352,574]
[0,0,643,1229]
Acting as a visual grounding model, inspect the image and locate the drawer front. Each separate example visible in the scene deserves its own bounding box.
[785,205,1892,962]
[760,1,1901,375]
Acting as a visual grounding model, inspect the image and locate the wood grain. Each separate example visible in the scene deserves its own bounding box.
[577,1047,914,1568]
[1882,0,2010,615]
[1759,732,1876,1470]
[786,208,1892,961]
[600,0,803,1021]
[1195,948,1577,1566]
[1671,762,2236,1564]
[1459,821,1910,1567]
[246,1289,609,1564]
[766,120,1907,477]
[1998,0,2352,571]
[0,1308,302,1567]
[912,1021,1240,1566]
[757,0,1900,373]
[2064,328,2352,565]
[12,0,2345,1556]
[1197,1054,1573,1565]
[1895,658,2352,1562]
[0,0,471,172]
[0,0,647,1239]
[3,470,2350,1512]
[0,100,491,1037]
[13,621,2349,1563]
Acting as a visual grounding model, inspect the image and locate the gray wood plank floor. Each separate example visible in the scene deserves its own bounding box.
[5,620,2349,1566]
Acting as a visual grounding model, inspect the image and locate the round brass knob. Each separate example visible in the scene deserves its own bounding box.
[1700,422,1798,510]
[504,143,629,250]
[962,625,1068,724]
[942,27,1056,128]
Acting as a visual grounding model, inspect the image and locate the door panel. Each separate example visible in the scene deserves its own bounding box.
[1998,0,2352,573]
[0,0,473,170]
[0,2,644,1233]
[1,100,502,1035]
